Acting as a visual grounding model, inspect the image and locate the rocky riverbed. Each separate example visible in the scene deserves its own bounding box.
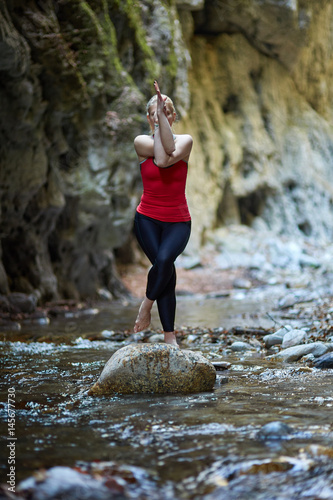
[1,228,333,499]
[1,225,333,366]
[117,226,333,370]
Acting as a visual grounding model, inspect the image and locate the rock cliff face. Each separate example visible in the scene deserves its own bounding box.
[180,0,333,249]
[0,0,333,302]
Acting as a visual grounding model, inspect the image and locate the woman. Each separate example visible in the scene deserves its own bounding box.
[133,81,193,346]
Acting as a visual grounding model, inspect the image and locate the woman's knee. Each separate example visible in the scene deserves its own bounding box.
[155,253,174,271]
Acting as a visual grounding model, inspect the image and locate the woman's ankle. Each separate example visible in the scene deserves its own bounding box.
[134,297,154,333]
[164,331,178,346]
[143,297,154,310]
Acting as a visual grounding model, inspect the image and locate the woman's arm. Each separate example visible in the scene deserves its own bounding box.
[134,133,193,167]
[154,81,175,160]
[154,131,193,168]
[153,127,172,166]
[134,135,154,162]
[155,88,175,155]
[153,81,193,167]
[134,81,193,166]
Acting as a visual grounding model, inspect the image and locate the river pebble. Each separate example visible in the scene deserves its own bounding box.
[233,278,252,289]
[281,328,307,348]
[257,421,293,441]
[314,352,333,369]
[270,342,330,363]
[148,333,165,343]
[16,463,167,500]
[278,293,301,309]
[299,254,321,268]
[211,361,231,371]
[17,466,112,500]
[100,329,116,339]
[263,325,292,348]
[230,341,255,352]
[305,444,333,459]
[0,320,21,331]
[1,292,38,313]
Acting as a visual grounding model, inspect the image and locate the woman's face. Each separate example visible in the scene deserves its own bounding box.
[147,103,176,131]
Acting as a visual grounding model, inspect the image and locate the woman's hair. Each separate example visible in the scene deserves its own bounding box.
[146,94,176,117]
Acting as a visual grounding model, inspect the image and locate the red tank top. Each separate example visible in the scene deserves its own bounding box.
[137,157,191,222]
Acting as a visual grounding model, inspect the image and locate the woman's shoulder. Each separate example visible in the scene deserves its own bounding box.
[134,134,153,143]
[174,133,193,150]
[134,134,154,162]
[174,133,193,145]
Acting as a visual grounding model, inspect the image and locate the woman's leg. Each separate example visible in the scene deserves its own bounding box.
[134,212,191,341]
[133,213,162,333]
[145,222,190,300]
[153,222,191,344]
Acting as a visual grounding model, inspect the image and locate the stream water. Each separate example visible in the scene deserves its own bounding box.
[1,291,333,499]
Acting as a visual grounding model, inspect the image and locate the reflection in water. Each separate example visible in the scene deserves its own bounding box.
[0,296,333,498]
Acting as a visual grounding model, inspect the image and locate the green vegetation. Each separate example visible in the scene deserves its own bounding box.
[79,0,124,77]
[112,0,159,83]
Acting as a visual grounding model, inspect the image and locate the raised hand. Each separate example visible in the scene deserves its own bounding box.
[154,80,167,115]
[153,79,161,94]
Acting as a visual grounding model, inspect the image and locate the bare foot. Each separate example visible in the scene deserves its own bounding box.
[134,298,154,333]
[164,332,179,347]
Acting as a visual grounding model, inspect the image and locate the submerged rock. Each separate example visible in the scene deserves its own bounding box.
[17,466,110,500]
[257,421,293,441]
[88,343,216,395]
[16,463,163,500]
[314,352,333,370]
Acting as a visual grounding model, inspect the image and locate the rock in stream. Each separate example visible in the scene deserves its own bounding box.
[88,343,216,395]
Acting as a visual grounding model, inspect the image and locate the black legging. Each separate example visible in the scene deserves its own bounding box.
[134,212,191,332]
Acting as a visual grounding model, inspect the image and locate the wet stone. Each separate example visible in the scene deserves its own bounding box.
[148,333,165,343]
[257,421,293,441]
[305,444,333,459]
[6,292,37,313]
[0,320,21,332]
[88,343,217,395]
[314,352,333,369]
[231,341,255,352]
[281,329,307,348]
[301,353,316,365]
[0,295,10,312]
[17,466,111,500]
[263,325,292,348]
[270,342,330,363]
[264,332,283,348]
[16,463,161,500]
[278,293,299,309]
[211,360,231,371]
[233,278,252,289]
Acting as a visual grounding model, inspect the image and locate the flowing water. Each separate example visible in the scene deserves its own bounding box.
[1,292,333,499]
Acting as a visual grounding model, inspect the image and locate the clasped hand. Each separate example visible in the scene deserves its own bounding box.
[154,80,167,116]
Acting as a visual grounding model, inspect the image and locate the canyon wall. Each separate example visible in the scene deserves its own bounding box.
[179,0,333,249]
[0,0,333,302]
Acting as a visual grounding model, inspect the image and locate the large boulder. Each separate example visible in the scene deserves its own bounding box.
[88,343,216,395]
